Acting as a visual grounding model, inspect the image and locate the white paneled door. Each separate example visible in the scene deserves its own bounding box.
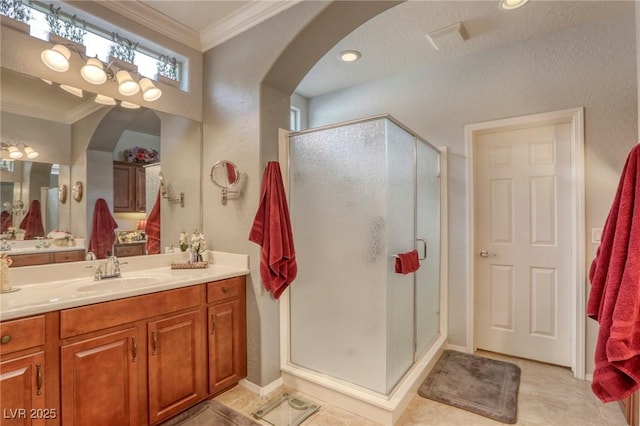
[475,122,572,367]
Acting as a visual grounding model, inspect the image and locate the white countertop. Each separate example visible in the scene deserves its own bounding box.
[0,251,250,321]
[0,238,86,255]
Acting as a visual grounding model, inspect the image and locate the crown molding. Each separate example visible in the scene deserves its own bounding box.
[200,1,302,51]
[2,99,104,125]
[98,1,201,51]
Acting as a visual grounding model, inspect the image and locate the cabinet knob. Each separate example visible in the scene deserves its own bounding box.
[222,287,229,293]
[1,335,11,344]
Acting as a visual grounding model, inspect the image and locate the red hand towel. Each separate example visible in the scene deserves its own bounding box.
[145,189,161,255]
[395,249,420,274]
[19,200,44,239]
[248,162,297,299]
[88,198,118,260]
[587,144,640,402]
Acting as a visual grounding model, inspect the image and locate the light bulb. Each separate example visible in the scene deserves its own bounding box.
[116,70,140,96]
[7,146,23,159]
[120,101,140,109]
[59,84,83,98]
[139,78,162,102]
[95,94,116,105]
[499,0,529,10]
[41,44,71,72]
[23,146,39,159]
[81,58,107,84]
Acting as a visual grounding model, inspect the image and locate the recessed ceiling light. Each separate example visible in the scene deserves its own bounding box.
[499,0,529,10]
[339,50,361,62]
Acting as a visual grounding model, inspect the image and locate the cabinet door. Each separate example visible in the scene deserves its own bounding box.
[208,299,246,394]
[61,328,138,426]
[148,310,205,424]
[114,163,135,212]
[0,352,46,426]
[135,166,146,212]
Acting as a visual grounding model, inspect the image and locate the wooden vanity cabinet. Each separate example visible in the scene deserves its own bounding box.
[114,161,146,213]
[148,310,205,424]
[1,275,247,425]
[0,315,47,426]
[60,328,139,426]
[207,276,247,394]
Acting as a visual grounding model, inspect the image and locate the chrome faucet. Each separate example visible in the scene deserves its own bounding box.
[93,255,123,281]
[0,239,10,251]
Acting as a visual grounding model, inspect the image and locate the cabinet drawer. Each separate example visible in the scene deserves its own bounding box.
[207,277,245,303]
[9,253,51,267]
[61,285,202,338]
[54,250,85,263]
[0,315,45,355]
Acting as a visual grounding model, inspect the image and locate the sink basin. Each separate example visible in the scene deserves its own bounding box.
[76,276,166,293]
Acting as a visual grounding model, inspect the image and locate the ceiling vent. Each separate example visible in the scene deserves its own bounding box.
[426,22,468,50]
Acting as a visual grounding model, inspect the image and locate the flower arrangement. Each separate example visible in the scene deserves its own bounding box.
[122,147,159,164]
[47,230,74,246]
[179,230,206,263]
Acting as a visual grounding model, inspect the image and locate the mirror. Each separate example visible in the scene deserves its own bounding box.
[209,160,240,189]
[209,161,242,206]
[1,67,202,260]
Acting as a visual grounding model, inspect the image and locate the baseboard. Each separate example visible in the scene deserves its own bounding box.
[240,377,283,396]
[445,343,470,353]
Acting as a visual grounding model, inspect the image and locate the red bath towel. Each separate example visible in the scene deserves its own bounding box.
[395,249,420,274]
[19,200,44,239]
[588,144,640,402]
[88,198,118,259]
[248,162,297,299]
[145,190,161,255]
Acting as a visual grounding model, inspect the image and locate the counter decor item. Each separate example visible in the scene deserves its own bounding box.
[47,230,74,246]
[171,230,208,269]
[0,253,17,293]
[122,146,159,164]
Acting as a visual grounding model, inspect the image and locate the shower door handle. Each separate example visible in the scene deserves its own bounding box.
[416,239,427,260]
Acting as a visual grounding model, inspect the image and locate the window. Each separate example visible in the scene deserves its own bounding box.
[290,107,301,131]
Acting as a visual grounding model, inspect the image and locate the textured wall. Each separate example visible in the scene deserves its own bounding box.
[307,11,638,375]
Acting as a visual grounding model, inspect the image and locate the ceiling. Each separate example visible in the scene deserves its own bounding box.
[121,0,634,98]
[2,0,634,124]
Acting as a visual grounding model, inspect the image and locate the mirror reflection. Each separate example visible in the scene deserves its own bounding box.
[209,160,239,188]
[0,67,202,262]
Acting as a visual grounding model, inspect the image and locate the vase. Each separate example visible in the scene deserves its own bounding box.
[189,252,203,264]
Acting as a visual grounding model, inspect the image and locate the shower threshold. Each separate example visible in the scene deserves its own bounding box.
[252,392,320,426]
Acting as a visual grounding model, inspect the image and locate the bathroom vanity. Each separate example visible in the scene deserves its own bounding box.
[0,251,249,425]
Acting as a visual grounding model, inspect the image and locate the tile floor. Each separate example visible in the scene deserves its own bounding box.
[214,351,628,426]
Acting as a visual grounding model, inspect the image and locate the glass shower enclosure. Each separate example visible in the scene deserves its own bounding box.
[287,115,441,395]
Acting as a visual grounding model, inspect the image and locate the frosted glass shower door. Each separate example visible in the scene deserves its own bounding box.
[415,141,441,357]
[289,118,417,395]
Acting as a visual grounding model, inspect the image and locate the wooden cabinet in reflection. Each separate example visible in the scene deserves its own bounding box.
[114,162,146,213]
[113,242,146,257]
[9,249,85,267]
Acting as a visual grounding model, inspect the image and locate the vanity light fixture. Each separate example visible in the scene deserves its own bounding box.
[116,70,140,96]
[94,94,117,105]
[41,44,71,72]
[40,43,163,102]
[120,101,140,109]
[81,58,108,84]
[1,142,39,160]
[139,78,162,102]
[498,0,529,10]
[339,50,361,62]
[59,84,84,98]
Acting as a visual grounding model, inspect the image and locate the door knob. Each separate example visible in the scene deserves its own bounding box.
[479,250,496,258]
